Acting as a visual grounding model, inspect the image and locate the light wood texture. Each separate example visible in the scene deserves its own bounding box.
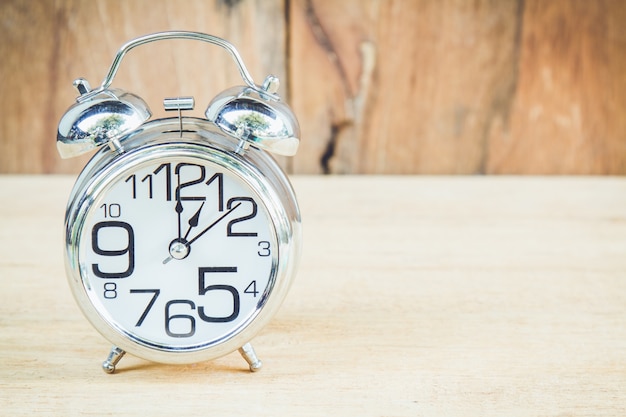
[2,0,625,175]
[289,0,626,174]
[487,0,626,174]
[1,175,625,415]
[0,0,287,174]
[290,0,522,174]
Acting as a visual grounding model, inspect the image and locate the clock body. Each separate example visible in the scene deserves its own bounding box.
[63,117,301,365]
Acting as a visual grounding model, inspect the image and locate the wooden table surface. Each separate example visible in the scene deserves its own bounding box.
[1,175,625,416]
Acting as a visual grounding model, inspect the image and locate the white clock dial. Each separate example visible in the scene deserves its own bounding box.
[77,155,277,351]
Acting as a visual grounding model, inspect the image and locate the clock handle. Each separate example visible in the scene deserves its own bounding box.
[77,31,277,103]
[58,31,299,158]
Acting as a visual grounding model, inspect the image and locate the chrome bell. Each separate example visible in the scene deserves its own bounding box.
[205,76,300,156]
[57,79,151,158]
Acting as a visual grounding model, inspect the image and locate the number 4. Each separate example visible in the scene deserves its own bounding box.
[244,281,259,297]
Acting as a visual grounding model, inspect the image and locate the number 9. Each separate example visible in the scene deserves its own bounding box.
[91,221,135,279]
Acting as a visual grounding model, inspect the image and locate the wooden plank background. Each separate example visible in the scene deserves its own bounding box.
[1,0,625,175]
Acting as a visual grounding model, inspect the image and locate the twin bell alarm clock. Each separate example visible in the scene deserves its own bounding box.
[56,31,301,374]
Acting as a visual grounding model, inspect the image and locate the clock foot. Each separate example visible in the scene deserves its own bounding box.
[238,342,262,372]
[102,346,126,374]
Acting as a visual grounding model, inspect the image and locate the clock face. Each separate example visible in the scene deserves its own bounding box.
[76,154,277,351]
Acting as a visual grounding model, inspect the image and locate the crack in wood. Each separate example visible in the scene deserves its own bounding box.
[218,0,243,10]
[320,121,351,174]
[479,0,525,174]
[304,0,357,174]
[303,2,378,174]
[304,0,352,97]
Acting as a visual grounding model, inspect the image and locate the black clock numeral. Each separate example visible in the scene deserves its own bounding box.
[100,203,121,218]
[141,174,153,198]
[128,267,242,338]
[257,241,271,256]
[153,162,172,201]
[103,282,118,299]
[165,300,196,338]
[197,267,240,323]
[175,163,206,201]
[91,221,135,279]
[124,175,136,198]
[244,280,259,298]
[130,289,161,327]
[226,197,258,237]
[206,172,224,212]
[127,163,225,214]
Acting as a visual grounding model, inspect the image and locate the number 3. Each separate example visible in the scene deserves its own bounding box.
[258,241,271,257]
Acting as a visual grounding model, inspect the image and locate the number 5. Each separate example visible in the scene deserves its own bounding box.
[197,267,240,323]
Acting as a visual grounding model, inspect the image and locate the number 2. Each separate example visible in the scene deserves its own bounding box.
[227,197,258,237]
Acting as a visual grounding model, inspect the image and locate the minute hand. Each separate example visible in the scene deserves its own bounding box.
[186,202,242,246]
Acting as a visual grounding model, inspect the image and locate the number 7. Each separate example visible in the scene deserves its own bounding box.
[130,289,161,327]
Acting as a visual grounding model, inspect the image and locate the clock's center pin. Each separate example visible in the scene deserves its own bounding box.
[168,240,189,261]
[163,96,195,138]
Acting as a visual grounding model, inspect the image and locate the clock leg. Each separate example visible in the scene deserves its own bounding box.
[238,342,262,372]
[102,346,126,374]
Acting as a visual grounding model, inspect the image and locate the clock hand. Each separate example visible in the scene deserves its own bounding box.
[183,201,205,240]
[163,199,194,265]
[186,202,241,246]
[162,202,241,264]
[175,199,183,240]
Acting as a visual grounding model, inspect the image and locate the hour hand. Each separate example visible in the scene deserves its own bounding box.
[163,201,205,264]
[163,199,186,264]
[163,202,241,264]
[183,202,205,240]
[175,199,184,240]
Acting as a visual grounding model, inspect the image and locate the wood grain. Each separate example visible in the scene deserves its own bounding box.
[0,0,287,174]
[289,0,522,174]
[487,0,626,174]
[1,0,625,174]
[0,175,625,415]
[288,0,626,174]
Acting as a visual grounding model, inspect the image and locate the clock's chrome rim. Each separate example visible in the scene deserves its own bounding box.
[64,121,301,364]
[80,153,279,354]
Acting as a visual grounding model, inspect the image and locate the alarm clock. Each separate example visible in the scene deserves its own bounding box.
[57,31,301,374]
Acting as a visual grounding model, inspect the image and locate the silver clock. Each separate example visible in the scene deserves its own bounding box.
[57,32,301,374]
